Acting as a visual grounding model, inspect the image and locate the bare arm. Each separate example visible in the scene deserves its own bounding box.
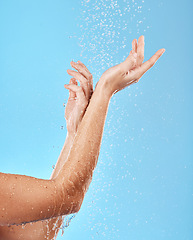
[55,36,165,198]
[0,173,63,226]
[0,62,94,239]
[0,135,76,238]
[0,66,93,227]
[0,35,164,227]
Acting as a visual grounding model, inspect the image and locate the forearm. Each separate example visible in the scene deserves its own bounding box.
[51,133,75,179]
[14,82,111,237]
[56,82,112,205]
[0,82,111,226]
[45,134,76,238]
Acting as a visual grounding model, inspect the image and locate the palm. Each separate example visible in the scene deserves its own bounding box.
[99,36,165,94]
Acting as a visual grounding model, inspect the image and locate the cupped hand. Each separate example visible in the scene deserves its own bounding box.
[98,35,165,95]
[64,61,93,135]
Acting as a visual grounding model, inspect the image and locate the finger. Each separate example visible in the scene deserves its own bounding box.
[137,35,144,66]
[120,50,137,73]
[71,78,78,85]
[69,78,77,99]
[64,84,88,108]
[132,39,137,53]
[77,61,93,97]
[77,61,92,78]
[67,67,92,100]
[71,61,93,85]
[130,48,165,80]
[67,69,89,97]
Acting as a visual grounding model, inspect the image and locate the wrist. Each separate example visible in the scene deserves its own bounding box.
[95,79,113,99]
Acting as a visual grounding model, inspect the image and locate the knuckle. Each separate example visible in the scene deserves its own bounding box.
[138,54,144,61]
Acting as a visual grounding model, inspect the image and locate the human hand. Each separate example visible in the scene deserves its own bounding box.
[98,35,165,96]
[64,61,93,136]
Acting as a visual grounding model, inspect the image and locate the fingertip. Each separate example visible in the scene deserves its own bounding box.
[64,84,70,88]
[138,35,144,44]
[158,48,165,57]
[162,48,166,54]
[69,77,75,83]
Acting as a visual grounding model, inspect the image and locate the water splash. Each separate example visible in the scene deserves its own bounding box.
[71,0,150,237]
[61,214,77,236]
[78,0,149,82]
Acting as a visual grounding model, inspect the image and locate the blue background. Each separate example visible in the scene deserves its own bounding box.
[0,0,192,239]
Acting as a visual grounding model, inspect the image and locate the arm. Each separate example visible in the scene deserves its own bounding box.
[0,136,77,238]
[44,37,165,240]
[51,62,94,180]
[55,36,165,197]
[46,62,94,238]
[0,62,93,239]
[0,135,79,238]
[0,63,93,226]
[0,35,164,227]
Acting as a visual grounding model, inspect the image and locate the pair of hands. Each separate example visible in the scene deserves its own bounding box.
[65,36,165,135]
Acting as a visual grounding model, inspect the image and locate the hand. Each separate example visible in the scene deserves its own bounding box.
[98,35,165,96]
[64,61,93,136]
